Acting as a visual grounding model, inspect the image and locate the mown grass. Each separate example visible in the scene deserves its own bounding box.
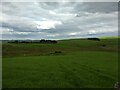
[2,38,119,88]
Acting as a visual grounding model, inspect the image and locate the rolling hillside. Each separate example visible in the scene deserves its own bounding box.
[2,37,119,88]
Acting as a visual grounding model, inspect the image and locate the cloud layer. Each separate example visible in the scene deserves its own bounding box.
[1,2,118,40]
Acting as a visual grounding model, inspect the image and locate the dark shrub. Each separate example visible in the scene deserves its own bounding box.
[55,51,62,53]
[87,38,100,41]
[101,44,106,47]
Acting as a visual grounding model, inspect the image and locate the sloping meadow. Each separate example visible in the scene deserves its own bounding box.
[2,38,119,88]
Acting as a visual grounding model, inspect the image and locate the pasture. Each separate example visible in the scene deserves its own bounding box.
[2,38,119,88]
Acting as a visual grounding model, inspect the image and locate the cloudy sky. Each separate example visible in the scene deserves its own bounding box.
[0,2,118,40]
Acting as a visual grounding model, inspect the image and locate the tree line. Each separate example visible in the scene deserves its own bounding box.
[8,39,57,44]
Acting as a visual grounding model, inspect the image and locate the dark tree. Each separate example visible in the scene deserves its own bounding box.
[87,38,100,41]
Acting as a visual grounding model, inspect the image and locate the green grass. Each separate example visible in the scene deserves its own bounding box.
[2,38,119,88]
[2,38,119,57]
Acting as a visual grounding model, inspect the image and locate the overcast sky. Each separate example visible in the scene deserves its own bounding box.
[0,2,118,40]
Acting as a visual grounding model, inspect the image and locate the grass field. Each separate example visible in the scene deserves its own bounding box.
[2,38,119,88]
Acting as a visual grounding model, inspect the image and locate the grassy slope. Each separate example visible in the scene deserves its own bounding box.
[2,38,119,57]
[2,38,119,88]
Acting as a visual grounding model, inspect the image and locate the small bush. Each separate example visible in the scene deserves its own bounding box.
[101,44,106,47]
[55,51,62,53]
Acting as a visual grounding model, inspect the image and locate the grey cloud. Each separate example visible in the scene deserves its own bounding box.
[1,2,118,40]
[74,2,118,13]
